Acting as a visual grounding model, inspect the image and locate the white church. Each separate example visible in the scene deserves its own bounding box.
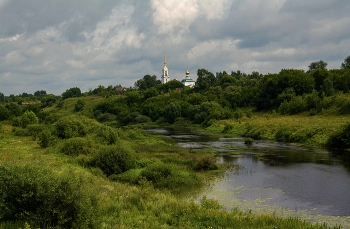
[161,51,196,88]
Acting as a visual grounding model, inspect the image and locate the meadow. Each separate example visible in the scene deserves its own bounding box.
[0,98,344,228]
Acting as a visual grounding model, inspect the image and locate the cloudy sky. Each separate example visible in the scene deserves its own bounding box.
[1,0,350,95]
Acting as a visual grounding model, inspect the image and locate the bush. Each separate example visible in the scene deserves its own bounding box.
[339,101,350,114]
[61,137,94,156]
[27,124,46,140]
[55,116,87,139]
[38,129,57,148]
[288,96,306,114]
[141,162,201,191]
[327,122,350,149]
[96,125,118,145]
[90,145,137,176]
[193,156,218,171]
[0,105,10,121]
[13,128,31,136]
[275,127,293,142]
[222,124,233,134]
[74,99,85,112]
[0,163,99,228]
[20,111,39,128]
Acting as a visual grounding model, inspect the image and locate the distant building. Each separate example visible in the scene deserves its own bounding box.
[161,50,170,84]
[181,68,195,88]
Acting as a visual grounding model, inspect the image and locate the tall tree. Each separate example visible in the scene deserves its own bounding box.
[308,60,328,72]
[341,56,350,69]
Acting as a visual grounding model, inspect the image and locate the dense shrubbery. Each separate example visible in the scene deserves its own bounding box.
[96,125,118,145]
[0,163,99,228]
[90,145,137,176]
[55,116,87,139]
[61,137,95,155]
[141,162,201,191]
[327,122,350,149]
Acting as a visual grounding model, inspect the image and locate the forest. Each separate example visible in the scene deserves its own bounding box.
[0,57,350,228]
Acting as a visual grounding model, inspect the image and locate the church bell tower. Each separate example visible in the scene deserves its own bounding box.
[161,50,170,84]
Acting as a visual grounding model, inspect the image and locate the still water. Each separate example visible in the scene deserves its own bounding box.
[146,128,350,227]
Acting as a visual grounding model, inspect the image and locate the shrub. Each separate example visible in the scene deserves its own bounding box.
[38,129,57,148]
[275,127,293,142]
[193,156,218,171]
[20,111,39,128]
[60,137,94,156]
[0,163,99,228]
[96,125,118,145]
[90,145,136,176]
[74,99,85,112]
[0,105,10,121]
[288,96,306,114]
[327,122,350,149]
[55,116,86,139]
[27,124,46,140]
[222,124,233,134]
[13,128,31,136]
[141,162,201,191]
[339,101,350,114]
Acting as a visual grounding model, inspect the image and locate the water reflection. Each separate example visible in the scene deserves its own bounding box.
[145,127,350,221]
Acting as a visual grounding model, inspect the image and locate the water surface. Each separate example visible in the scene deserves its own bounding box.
[146,128,350,227]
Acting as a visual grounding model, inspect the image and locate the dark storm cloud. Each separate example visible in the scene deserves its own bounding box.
[0,0,119,41]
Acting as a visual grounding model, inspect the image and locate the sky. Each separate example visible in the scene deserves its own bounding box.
[1,0,350,96]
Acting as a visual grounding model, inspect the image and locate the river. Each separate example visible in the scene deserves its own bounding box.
[145,127,350,228]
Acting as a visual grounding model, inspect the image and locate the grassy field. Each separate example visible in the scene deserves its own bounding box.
[0,118,343,229]
[1,93,348,228]
[204,111,350,148]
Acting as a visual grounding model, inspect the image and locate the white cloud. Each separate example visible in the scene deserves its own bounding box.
[151,0,198,35]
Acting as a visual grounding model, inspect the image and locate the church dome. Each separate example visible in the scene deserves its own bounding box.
[186,69,190,75]
[163,65,168,71]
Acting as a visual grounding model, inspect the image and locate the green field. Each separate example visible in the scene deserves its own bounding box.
[0,102,344,228]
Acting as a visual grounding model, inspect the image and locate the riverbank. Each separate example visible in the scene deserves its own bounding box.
[0,120,341,228]
[200,112,350,149]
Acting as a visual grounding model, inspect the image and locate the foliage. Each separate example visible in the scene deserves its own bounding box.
[61,137,95,155]
[308,60,328,72]
[90,145,137,176]
[164,102,182,124]
[134,75,161,90]
[341,55,350,69]
[0,106,10,121]
[327,122,350,149]
[74,99,85,112]
[62,87,82,100]
[96,125,118,145]
[55,116,87,139]
[38,128,57,148]
[40,94,58,108]
[193,156,218,171]
[0,163,99,228]
[140,162,201,191]
[18,111,39,128]
[275,127,293,142]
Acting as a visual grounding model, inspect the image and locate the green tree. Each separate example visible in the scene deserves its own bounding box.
[90,146,136,176]
[0,92,5,103]
[0,106,10,121]
[19,111,39,128]
[134,75,161,90]
[308,60,328,72]
[55,116,86,139]
[194,69,216,92]
[74,99,85,112]
[164,102,182,123]
[341,55,350,69]
[62,87,81,100]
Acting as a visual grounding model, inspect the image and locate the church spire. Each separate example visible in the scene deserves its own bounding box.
[161,49,169,84]
[164,50,166,66]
